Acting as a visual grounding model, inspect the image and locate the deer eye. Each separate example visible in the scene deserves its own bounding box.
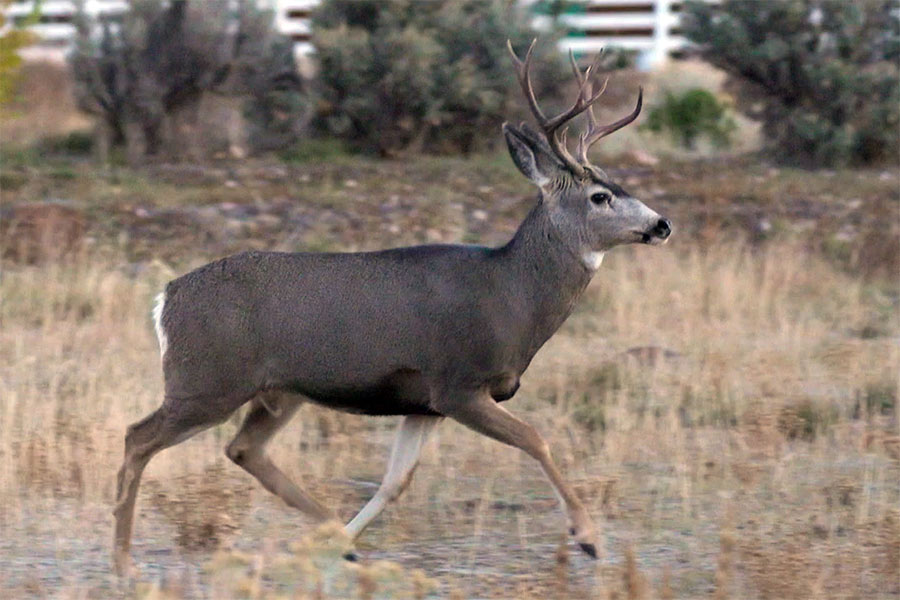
[590,192,611,206]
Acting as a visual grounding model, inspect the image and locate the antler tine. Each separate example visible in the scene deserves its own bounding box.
[507,39,546,124]
[578,88,644,165]
[542,66,608,132]
[568,49,608,129]
[569,49,611,165]
[575,76,610,164]
[568,49,643,166]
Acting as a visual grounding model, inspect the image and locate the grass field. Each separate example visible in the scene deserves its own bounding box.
[1,143,898,599]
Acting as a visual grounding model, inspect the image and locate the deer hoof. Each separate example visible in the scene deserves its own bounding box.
[578,542,598,559]
[342,551,359,562]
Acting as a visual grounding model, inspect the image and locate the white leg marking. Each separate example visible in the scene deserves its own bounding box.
[344,415,442,540]
[151,291,168,362]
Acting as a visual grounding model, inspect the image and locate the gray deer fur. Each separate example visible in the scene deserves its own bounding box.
[113,41,671,575]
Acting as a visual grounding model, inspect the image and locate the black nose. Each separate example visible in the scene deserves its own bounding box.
[653,218,672,239]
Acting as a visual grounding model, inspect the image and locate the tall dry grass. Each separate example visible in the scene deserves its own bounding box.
[0,235,897,598]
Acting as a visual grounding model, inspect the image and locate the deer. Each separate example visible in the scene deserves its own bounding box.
[113,40,671,575]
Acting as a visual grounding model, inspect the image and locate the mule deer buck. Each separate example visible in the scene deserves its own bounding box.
[113,40,671,574]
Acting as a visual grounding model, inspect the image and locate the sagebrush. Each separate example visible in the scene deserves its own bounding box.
[311,0,567,155]
[643,89,736,150]
[683,0,900,166]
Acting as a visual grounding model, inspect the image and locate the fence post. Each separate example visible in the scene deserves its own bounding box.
[650,0,672,69]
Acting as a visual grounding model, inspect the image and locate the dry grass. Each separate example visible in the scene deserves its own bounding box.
[1,215,897,598]
[0,61,91,144]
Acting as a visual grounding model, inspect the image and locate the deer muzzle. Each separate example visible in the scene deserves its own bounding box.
[642,218,672,245]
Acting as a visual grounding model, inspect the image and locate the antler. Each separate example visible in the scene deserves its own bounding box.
[569,50,643,167]
[507,39,643,178]
[507,39,608,177]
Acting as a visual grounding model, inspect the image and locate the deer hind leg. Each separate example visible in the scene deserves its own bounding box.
[436,393,598,559]
[344,415,442,543]
[113,399,232,575]
[226,394,335,522]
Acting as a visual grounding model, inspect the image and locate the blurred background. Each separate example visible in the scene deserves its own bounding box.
[1,1,898,598]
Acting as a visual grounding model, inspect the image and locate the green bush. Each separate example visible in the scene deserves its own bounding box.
[311,0,567,155]
[39,131,95,156]
[643,89,736,149]
[683,0,900,166]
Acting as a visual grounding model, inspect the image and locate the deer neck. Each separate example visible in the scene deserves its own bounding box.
[499,200,596,356]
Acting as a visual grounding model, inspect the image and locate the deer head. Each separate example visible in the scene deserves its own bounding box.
[504,40,671,268]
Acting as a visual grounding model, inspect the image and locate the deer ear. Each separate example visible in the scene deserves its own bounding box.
[503,123,553,188]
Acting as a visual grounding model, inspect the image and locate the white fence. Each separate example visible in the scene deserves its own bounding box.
[532,0,700,69]
[5,0,705,68]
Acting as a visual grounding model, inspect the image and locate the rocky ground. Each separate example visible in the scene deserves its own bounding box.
[2,154,897,277]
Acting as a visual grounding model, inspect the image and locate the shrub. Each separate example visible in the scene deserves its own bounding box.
[69,0,307,162]
[0,0,36,107]
[311,0,567,155]
[682,0,900,166]
[39,131,95,156]
[643,88,736,149]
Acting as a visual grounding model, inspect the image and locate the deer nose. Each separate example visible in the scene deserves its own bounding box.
[653,218,672,239]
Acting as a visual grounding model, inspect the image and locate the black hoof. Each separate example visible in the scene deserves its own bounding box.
[569,527,576,536]
[578,543,598,559]
[342,551,358,562]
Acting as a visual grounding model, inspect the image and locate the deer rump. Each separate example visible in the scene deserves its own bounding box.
[158,248,526,417]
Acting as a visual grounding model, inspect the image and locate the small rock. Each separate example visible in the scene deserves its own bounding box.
[472,209,488,222]
[254,214,282,229]
[225,180,239,188]
[835,226,855,242]
[344,179,358,188]
[224,219,248,237]
[194,205,224,226]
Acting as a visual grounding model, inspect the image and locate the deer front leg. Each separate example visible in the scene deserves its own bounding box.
[436,392,597,558]
[344,415,442,543]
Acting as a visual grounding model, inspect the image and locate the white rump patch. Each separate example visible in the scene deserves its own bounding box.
[582,251,605,271]
[151,291,168,361]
